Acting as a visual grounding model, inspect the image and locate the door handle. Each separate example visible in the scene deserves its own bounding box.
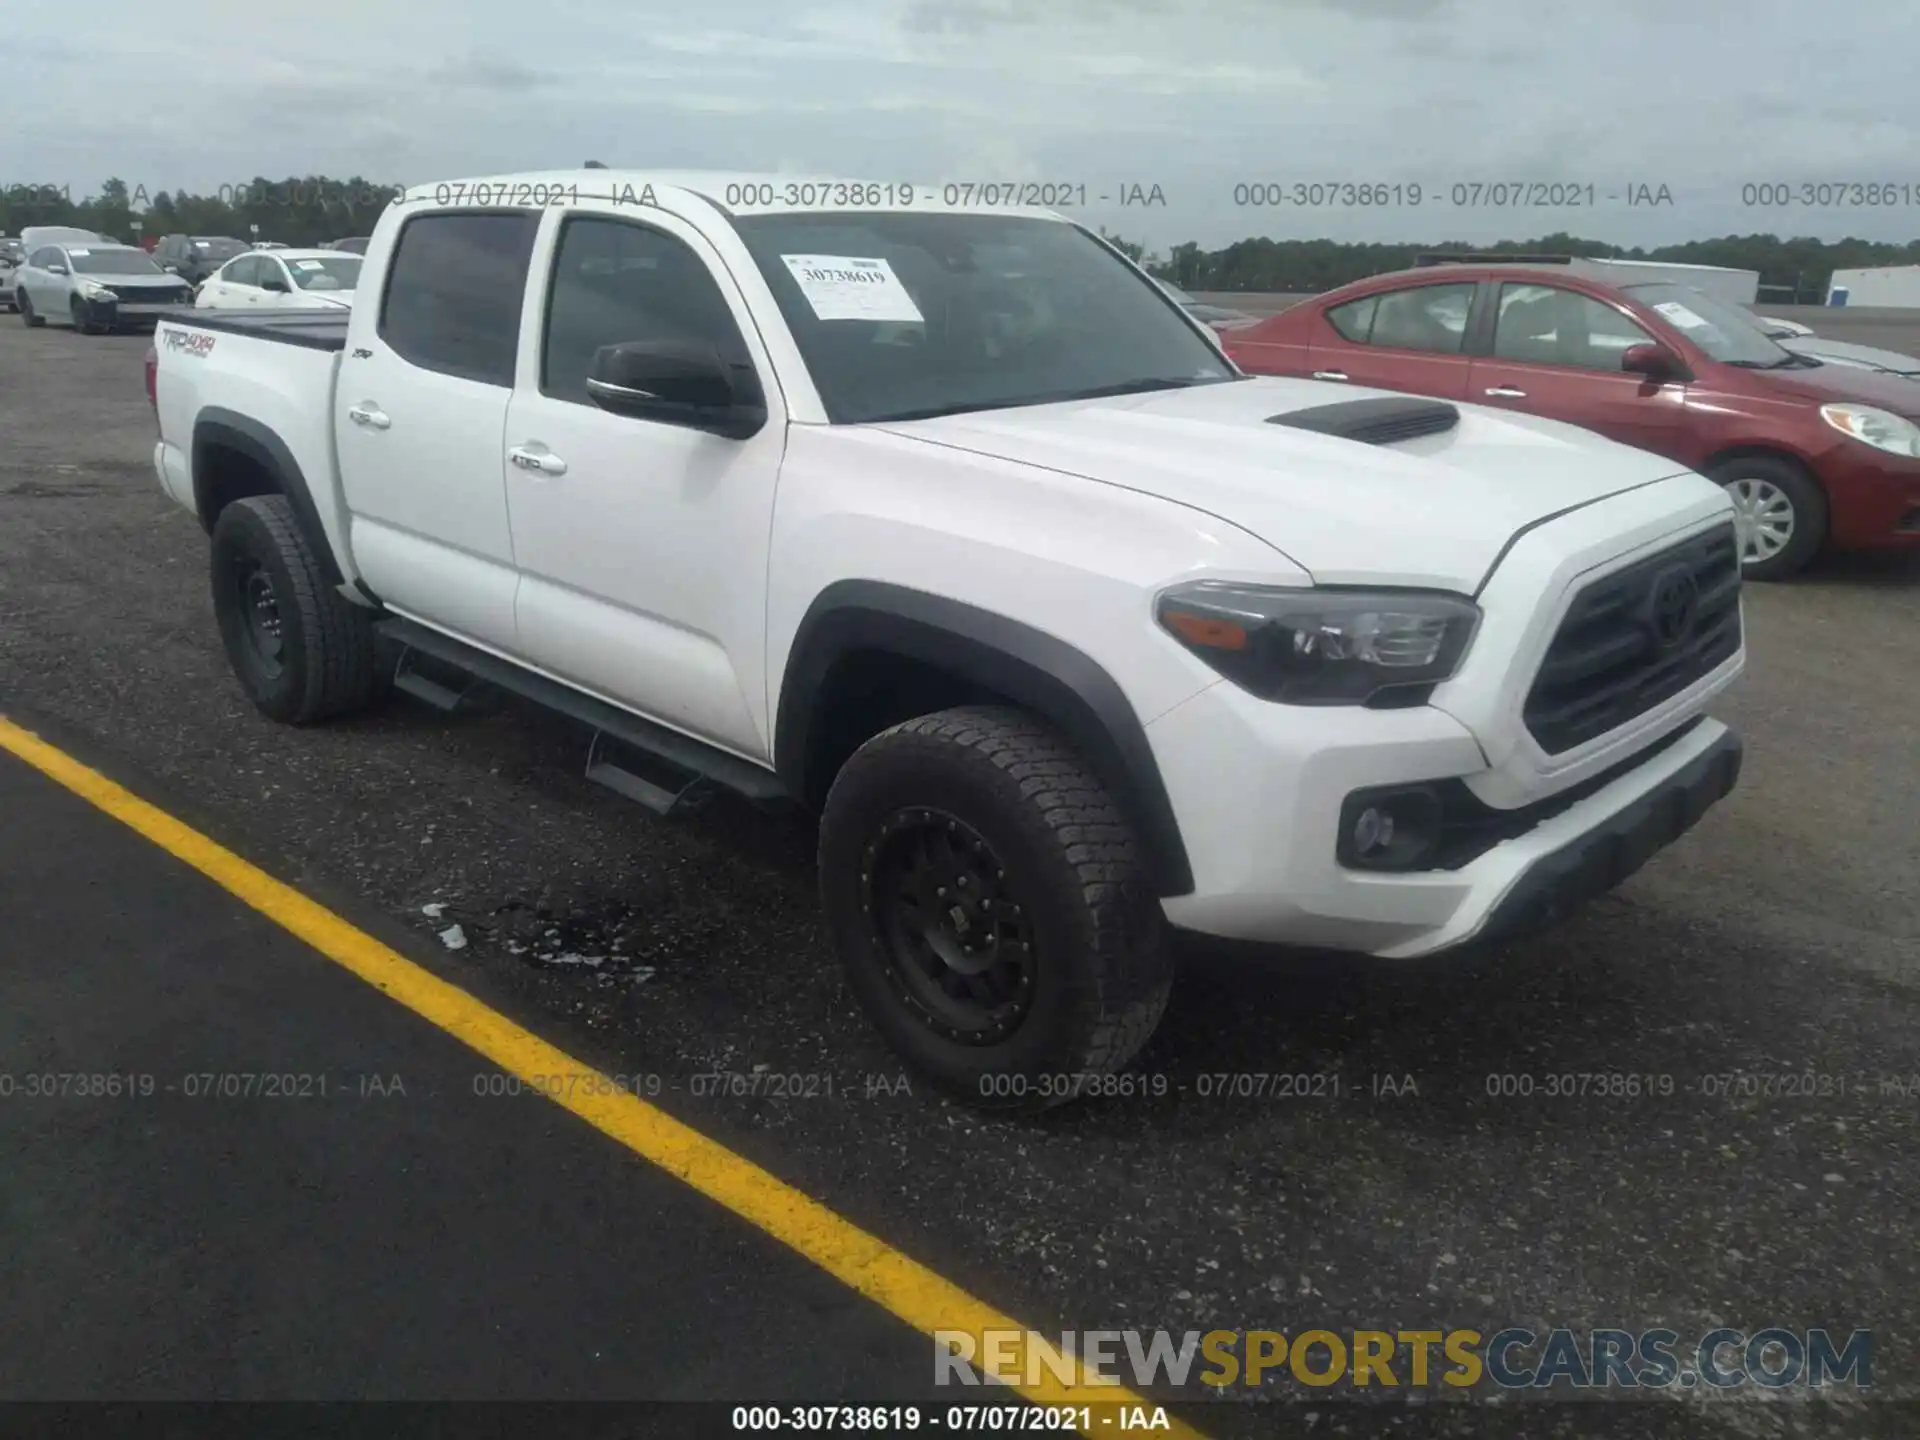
[508,445,568,476]
[1312,370,1349,381]
[346,403,390,430]
[1483,386,1527,398]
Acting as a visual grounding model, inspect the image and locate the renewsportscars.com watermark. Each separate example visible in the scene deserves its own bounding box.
[935,1327,1872,1392]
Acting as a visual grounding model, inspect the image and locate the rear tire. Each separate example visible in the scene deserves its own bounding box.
[19,292,44,327]
[819,706,1174,1112]
[209,494,383,724]
[1708,454,1826,582]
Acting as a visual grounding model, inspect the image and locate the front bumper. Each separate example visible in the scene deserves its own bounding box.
[1818,443,1920,549]
[1149,675,1742,959]
[74,295,194,330]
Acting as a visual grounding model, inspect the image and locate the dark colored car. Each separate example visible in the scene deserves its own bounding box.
[0,239,22,312]
[1224,262,1920,579]
[152,234,251,286]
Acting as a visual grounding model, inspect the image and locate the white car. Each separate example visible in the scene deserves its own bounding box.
[196,249,361,311]
[14,241,193,332]
[1750,314,1919,377]
[150,170,1746,1107]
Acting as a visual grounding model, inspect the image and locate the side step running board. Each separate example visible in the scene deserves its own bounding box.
[375,617,790,816]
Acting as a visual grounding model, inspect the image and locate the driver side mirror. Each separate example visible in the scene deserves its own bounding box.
[47,263,68,276]
[1622,342,1682,381]
[261,276,289,293]
[585,340,766,440]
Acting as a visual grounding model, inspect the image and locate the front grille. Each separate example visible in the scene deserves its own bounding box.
[1523,523,1741,755]
[104,284,190,304]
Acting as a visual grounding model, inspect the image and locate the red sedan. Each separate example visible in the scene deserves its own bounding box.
[1223,262,1920,579]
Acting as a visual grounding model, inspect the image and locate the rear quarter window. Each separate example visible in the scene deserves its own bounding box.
[1324,294,1377,342]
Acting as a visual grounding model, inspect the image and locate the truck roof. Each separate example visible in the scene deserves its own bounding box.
[395,169,1067,221]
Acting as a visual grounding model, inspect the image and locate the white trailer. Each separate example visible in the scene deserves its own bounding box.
[1412,254,1761,306]
[1567,259,1760,307]
[1825,265,1920,308]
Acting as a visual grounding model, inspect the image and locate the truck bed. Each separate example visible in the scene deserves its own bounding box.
[159,308,350,352]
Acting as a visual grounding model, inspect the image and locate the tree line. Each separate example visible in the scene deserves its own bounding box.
[5,178,1914,299]
[1,177,400,249]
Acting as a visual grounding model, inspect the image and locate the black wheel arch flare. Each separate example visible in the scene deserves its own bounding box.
[774,580,1195,897]
[190,407,345,589]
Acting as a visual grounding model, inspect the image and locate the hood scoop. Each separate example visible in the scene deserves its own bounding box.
[1266,396,1460,446]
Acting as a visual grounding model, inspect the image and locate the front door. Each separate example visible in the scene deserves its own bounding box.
[1467,281,1689,459]
[501,209,786,760]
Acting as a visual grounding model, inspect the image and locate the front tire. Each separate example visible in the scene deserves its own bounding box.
[819,706,1174,1112]
[19,292,44,327]
[209,494,383,724]
[1709,455,1826,581]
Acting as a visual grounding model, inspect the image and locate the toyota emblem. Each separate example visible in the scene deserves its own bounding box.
[1648,565,1699,648]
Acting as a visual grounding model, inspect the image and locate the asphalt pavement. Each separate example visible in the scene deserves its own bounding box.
[1,319,1917,1436]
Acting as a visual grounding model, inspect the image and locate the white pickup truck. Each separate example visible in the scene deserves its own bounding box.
[148,170,1747,1109]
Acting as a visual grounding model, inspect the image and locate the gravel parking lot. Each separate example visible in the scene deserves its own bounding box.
[2,319,1917,1431]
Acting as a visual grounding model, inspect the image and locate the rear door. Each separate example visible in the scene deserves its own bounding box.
[335,209,539,653]
[1304,280,1477,399]
[215,255,262,307]
[1467,281,1689,458]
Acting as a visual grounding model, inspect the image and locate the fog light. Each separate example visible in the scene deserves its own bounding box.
[1337,785,1443,871]
[1353,805,1395,857]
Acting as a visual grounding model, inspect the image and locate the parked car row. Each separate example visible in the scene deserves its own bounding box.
[1221,258,1920,580]
[11,229,364,332]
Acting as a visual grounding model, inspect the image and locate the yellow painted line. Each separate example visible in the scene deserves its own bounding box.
[0,714,1207,1438]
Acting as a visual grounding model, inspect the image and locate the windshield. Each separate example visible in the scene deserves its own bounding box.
[1621,283,1795,367]
[66,247,164,276]
[194,238,249,258]
[731,213,1238,423]
[1158,280,1197,303]
[285,255,362,291]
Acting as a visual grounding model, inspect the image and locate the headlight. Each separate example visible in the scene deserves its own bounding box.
[77,280,114,300]
[1155,583,1481,705]
[1820,403,1920,458]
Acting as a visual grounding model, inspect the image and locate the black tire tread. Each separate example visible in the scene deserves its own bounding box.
[840,705,1172,1102]
[218,494,380,723]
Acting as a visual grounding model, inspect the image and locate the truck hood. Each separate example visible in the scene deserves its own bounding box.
[873,376,1694,592]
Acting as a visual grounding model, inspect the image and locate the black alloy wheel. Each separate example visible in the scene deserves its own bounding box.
[864,807,1038,1046]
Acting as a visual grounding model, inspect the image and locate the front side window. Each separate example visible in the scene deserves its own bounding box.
[730,212,1237,423]
[540,217,751,407]
[378,212,538,386]
[1492,283,1655,370]
[224,256,260,286]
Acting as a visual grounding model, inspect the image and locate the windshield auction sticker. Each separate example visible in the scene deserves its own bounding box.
[1651,300,1709,330]
[780,254,924,323]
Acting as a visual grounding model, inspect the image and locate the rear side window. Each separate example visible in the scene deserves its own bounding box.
[379,212,538,386]
[1367,283,1476,354]
[1324,294,1377,342]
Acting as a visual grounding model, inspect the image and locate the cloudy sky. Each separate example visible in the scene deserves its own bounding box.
[7,0,1918,252]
